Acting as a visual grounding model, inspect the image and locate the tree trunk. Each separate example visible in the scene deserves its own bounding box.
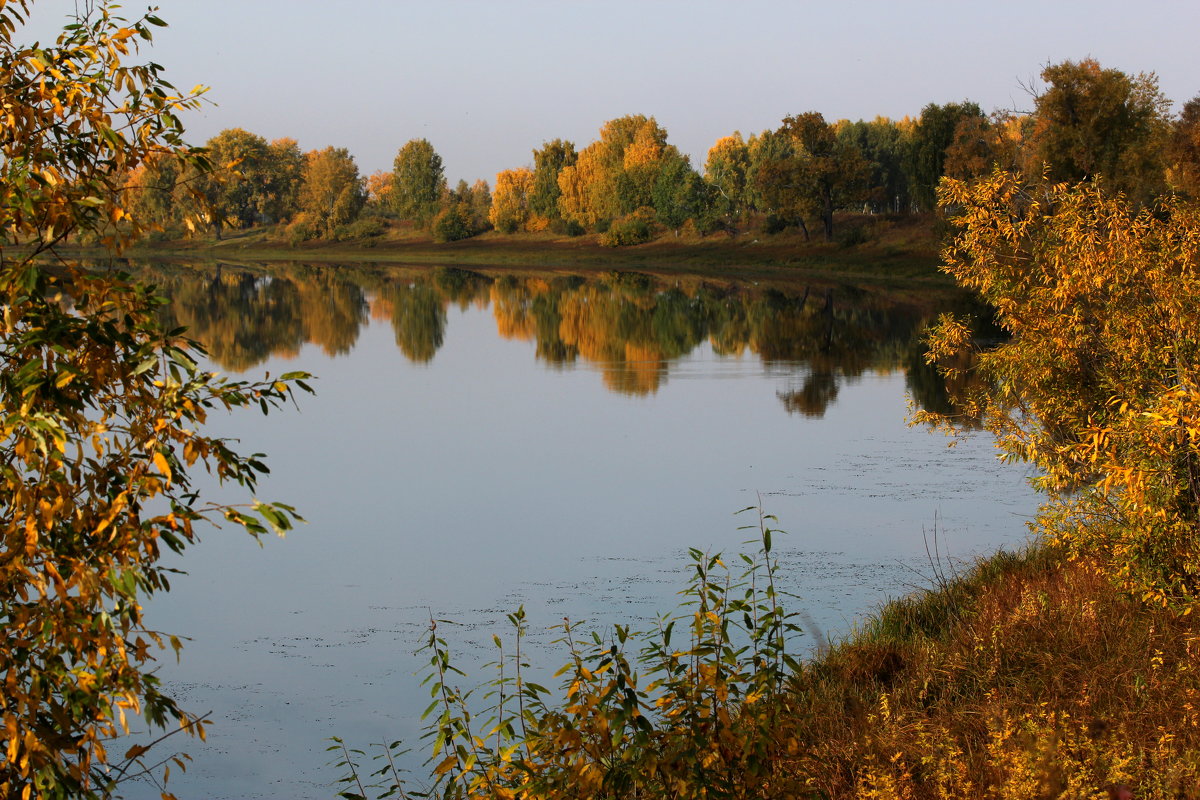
[821,192,834,242]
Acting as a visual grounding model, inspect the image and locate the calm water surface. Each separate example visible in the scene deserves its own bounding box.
[118,264,1036,799]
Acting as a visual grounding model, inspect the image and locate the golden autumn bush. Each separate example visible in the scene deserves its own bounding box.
[919,171,1200,609]
[0,2,308,797]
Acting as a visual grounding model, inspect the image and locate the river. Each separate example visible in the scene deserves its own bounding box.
[114,262,1036,799]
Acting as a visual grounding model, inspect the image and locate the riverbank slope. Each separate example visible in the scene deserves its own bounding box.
[779,545,1200,796]
[79,213,944,282]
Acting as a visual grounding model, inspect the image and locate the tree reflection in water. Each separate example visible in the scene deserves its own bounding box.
[128,262,991,419]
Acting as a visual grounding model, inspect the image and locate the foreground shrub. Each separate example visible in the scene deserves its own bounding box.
[599,208,656,247]
[336,535,1200,799]
[552,218,586,237]
[336,510,807,799]
[332,217,386,241]
[286,211,321,244]
[432,205,476,242]
[1,3,309,797]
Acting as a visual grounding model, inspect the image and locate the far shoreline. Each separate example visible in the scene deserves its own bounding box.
[54,213,947,286]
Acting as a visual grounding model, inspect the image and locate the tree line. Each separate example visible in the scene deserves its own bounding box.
[125,58,1200,247]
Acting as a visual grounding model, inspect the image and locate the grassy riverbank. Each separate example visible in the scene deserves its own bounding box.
[778,545,1200,797]
[78,213,944,282]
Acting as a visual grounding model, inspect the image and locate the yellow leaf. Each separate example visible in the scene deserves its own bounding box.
[152,450,172,481]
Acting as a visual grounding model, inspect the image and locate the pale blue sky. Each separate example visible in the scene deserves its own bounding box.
[24,1,1200,184]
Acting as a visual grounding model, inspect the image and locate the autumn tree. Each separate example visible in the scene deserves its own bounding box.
[392,138,446,227]
[556,143,607,228]
[1031,59,1171,202]
[263,136,304,223]
[757,112,867,240]
[941,114,998,181]
[490,168,536,233]
[704,133,751,227]
[0,2,308,797]
[364,169,395,213]
[298,146,366,237]
[922,171,1200,608]
[557,115,679,230]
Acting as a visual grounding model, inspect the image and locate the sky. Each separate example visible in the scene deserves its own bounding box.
[22,0,1200,185]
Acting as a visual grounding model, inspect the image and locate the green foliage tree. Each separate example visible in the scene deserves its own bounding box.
[125,151,181,230]
[468,178,492,233]
[431,204,473,242]
[907,101,985,211]
[752,153,809,236]
[392,138,446,227]
[921,171,1200,609]
[755,112,868,240]
[837,117,912,213]
[382,281,446,363]
[652,153,707,236]
[746,128,798,224]
[704,133,751,228]
[529,139,576,225]
[0,2,309,796]
[199,127,272,229]
[1031,59,1170,202]
[263,137,305,224]
[1166,95,1200,199]
[789,113,868,240]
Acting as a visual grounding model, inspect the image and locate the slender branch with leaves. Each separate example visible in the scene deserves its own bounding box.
[335,509,807,799]
[0,2,312,796]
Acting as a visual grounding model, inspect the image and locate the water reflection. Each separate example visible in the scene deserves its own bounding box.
[135,262,985,418]
[103,259,1020,800]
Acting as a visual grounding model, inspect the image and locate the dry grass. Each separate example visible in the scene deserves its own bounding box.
[779,547,1200,798]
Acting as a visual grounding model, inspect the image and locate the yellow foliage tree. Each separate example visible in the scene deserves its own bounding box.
[0,2,309,796]
[489,168,535,233]
[920,171,1200,608]
[298,146,365,237]
[556,142,609,228]
[556,115,675,229]
[364,170,393,207]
